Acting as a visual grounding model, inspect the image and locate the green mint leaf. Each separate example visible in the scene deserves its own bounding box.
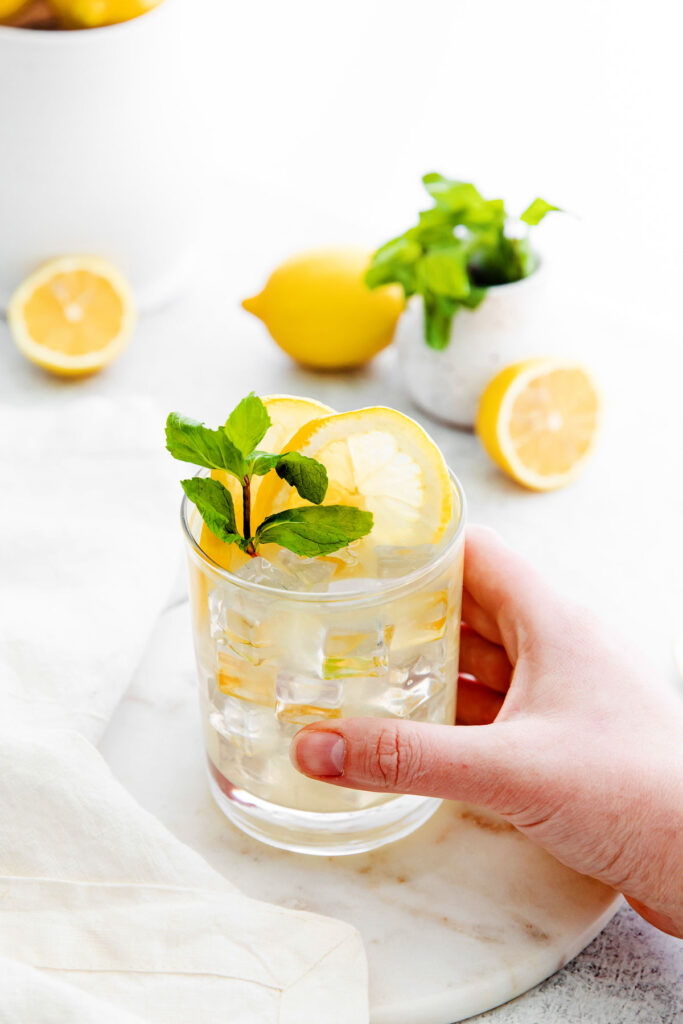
[276,452,328,505]
[520,198,560,226]
[423,292,458,350]
[223,393,271,457]
[508,236,538,278]
[166,413,246,479]
[365,236,421,294]
[410,207,459,248]
[251,452,281,476]
[422,173,482,213]
[459,285,487,310]
[417,247,471,299]
[181,477,240,545]
[255,505,372,557]
[462,198,506,229]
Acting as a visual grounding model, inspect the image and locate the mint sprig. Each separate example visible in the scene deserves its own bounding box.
[366,173,560,350]
[165,412,246,479]
[255,505,373,557]
[166,393,372,560]
[223,392,271,456]
[181,477,241,547]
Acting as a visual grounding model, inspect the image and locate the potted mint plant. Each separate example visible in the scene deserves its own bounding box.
[366,173,559,428]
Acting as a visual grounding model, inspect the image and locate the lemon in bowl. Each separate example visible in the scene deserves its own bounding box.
[49,0,163,27]
[0,0,31,18]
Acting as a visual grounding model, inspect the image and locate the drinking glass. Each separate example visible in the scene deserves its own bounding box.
[182,470,466,855]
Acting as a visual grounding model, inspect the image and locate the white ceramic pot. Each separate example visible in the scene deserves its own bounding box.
[0,0,197,311]
[395,264,570,429]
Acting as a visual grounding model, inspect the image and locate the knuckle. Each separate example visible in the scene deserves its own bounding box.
[368,726,425,791]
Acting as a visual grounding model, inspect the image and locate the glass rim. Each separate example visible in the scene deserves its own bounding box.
[180,466,467,606]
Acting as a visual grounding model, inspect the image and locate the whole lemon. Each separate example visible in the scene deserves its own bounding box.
[242,247,404,370]
[49,0,163,27]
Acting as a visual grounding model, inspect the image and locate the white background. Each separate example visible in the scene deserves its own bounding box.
[192,0,682,305]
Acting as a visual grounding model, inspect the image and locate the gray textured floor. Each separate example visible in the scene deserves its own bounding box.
[472,906,682,1023]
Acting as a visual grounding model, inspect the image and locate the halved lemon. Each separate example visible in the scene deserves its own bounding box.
[254,407,453,547]
[475,358,600,491]
[7,256,136,377]
[201,395,335,572]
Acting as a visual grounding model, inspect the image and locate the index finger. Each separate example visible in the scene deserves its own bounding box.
[464,525,562,660]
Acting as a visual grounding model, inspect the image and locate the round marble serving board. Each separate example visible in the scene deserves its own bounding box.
[101,602,621,1024]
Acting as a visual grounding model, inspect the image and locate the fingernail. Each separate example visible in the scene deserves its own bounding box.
[292,731,345,777]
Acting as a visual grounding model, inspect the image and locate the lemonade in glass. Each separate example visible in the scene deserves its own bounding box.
[170,395,466,854]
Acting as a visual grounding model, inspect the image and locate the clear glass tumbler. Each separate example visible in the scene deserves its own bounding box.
[182,471,466,855]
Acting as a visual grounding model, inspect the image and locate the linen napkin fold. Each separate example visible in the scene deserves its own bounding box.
[0,396,179,743]
[0,397,368,1024]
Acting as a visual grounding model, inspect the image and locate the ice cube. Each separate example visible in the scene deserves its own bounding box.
[382,651,449,719]
[391,646,446,686]
[272,549,336,591]
[223,608,273,665]
[208,584,231,640]
[209,693,280,756]
[208,584,275,665]
[323,624,394,679]
[387,677,450,719]
[381,644,454,720]
[275,670,343,725]
[234,556,297,590]
[216,649,276,707]
[392,589,449,647]
[375,544,437,579]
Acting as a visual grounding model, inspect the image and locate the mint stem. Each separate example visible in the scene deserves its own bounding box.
[242,475,257,557]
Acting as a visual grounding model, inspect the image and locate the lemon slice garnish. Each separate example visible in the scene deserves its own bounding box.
[254,406,453,547]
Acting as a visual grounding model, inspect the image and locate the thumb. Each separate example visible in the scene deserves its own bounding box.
[291,717,538,813]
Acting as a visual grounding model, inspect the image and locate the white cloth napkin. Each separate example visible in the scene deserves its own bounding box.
[0,397,368,1024]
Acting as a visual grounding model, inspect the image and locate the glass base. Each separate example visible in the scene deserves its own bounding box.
[207,764,441,856]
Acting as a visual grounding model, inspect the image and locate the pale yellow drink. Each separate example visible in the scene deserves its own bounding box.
[183,473,465,855]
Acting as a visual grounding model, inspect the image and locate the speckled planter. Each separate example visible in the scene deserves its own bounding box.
[395,265,561,430]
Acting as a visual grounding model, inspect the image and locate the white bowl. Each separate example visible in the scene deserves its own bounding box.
[0,0,197,311]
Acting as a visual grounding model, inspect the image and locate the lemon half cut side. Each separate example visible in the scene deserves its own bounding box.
[476,358,601,491]
[8,256,136,377]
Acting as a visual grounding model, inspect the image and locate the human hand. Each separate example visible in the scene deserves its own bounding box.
[291,526,683,937]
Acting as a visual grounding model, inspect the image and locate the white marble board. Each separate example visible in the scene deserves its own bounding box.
[101,602,621,1024]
